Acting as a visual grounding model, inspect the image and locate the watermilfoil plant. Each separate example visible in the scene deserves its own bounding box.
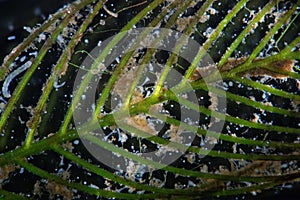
[0,0,300,199]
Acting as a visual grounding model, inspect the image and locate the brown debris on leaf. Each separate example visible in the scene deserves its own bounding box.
[125,114,157,136]
[245,59,294,78]
[191,57,295,81]
[0,164,16,188]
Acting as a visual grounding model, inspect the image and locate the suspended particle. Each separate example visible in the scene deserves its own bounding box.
[99,19,105,25]
[7,35,16,41]
[2,60,32,98]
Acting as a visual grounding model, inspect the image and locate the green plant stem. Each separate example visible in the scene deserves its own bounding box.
[202,84,300,118]
[276,10,300,47]
[94,0,182,116]
[228,4,298,74]
[81,131,300,182]
[24,0,107,148]
[155,111,300,149]
[52,145,198,196]
[218,0,279,67]
[97,89,300,149]
[123,0,193,109]
[0,0,96,80]
[59,0,166,136]
[0,189,28,200]
[166,90,300,134]
[16,158,174,199]
[153,0,215,95]
[183,0,250,80]
[108,115,300,160]
[0,0,95,134]
[1,0,299,198]
[232,76,300,101]
[282,35,300,54]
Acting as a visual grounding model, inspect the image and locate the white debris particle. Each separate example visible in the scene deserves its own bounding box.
[20,56,26,62]
[242,38,246,44]
[18,116,25,124]
[54,78,66,90]
[84,39,89,44]
[89,184,99,189]
[19,168,24,174]
[37,33,46,42]
[23,26,33,33]
[120,132,128,143]
[2,60,32,98]
[29,51,38,57]
[199,13,210,23]
[7,35,16,41]
[209,7,218,15]
[73,140,79,145]
[99,19,105,25]
[115,57,120,64]
[57,35,64,46]
[203,27,213,38]
[0,102,6,113]
[103,4,118,18]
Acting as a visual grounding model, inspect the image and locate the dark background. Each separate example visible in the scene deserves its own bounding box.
[0,0,75,39]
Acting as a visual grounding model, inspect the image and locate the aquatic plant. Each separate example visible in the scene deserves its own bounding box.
[0,0,299,199]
